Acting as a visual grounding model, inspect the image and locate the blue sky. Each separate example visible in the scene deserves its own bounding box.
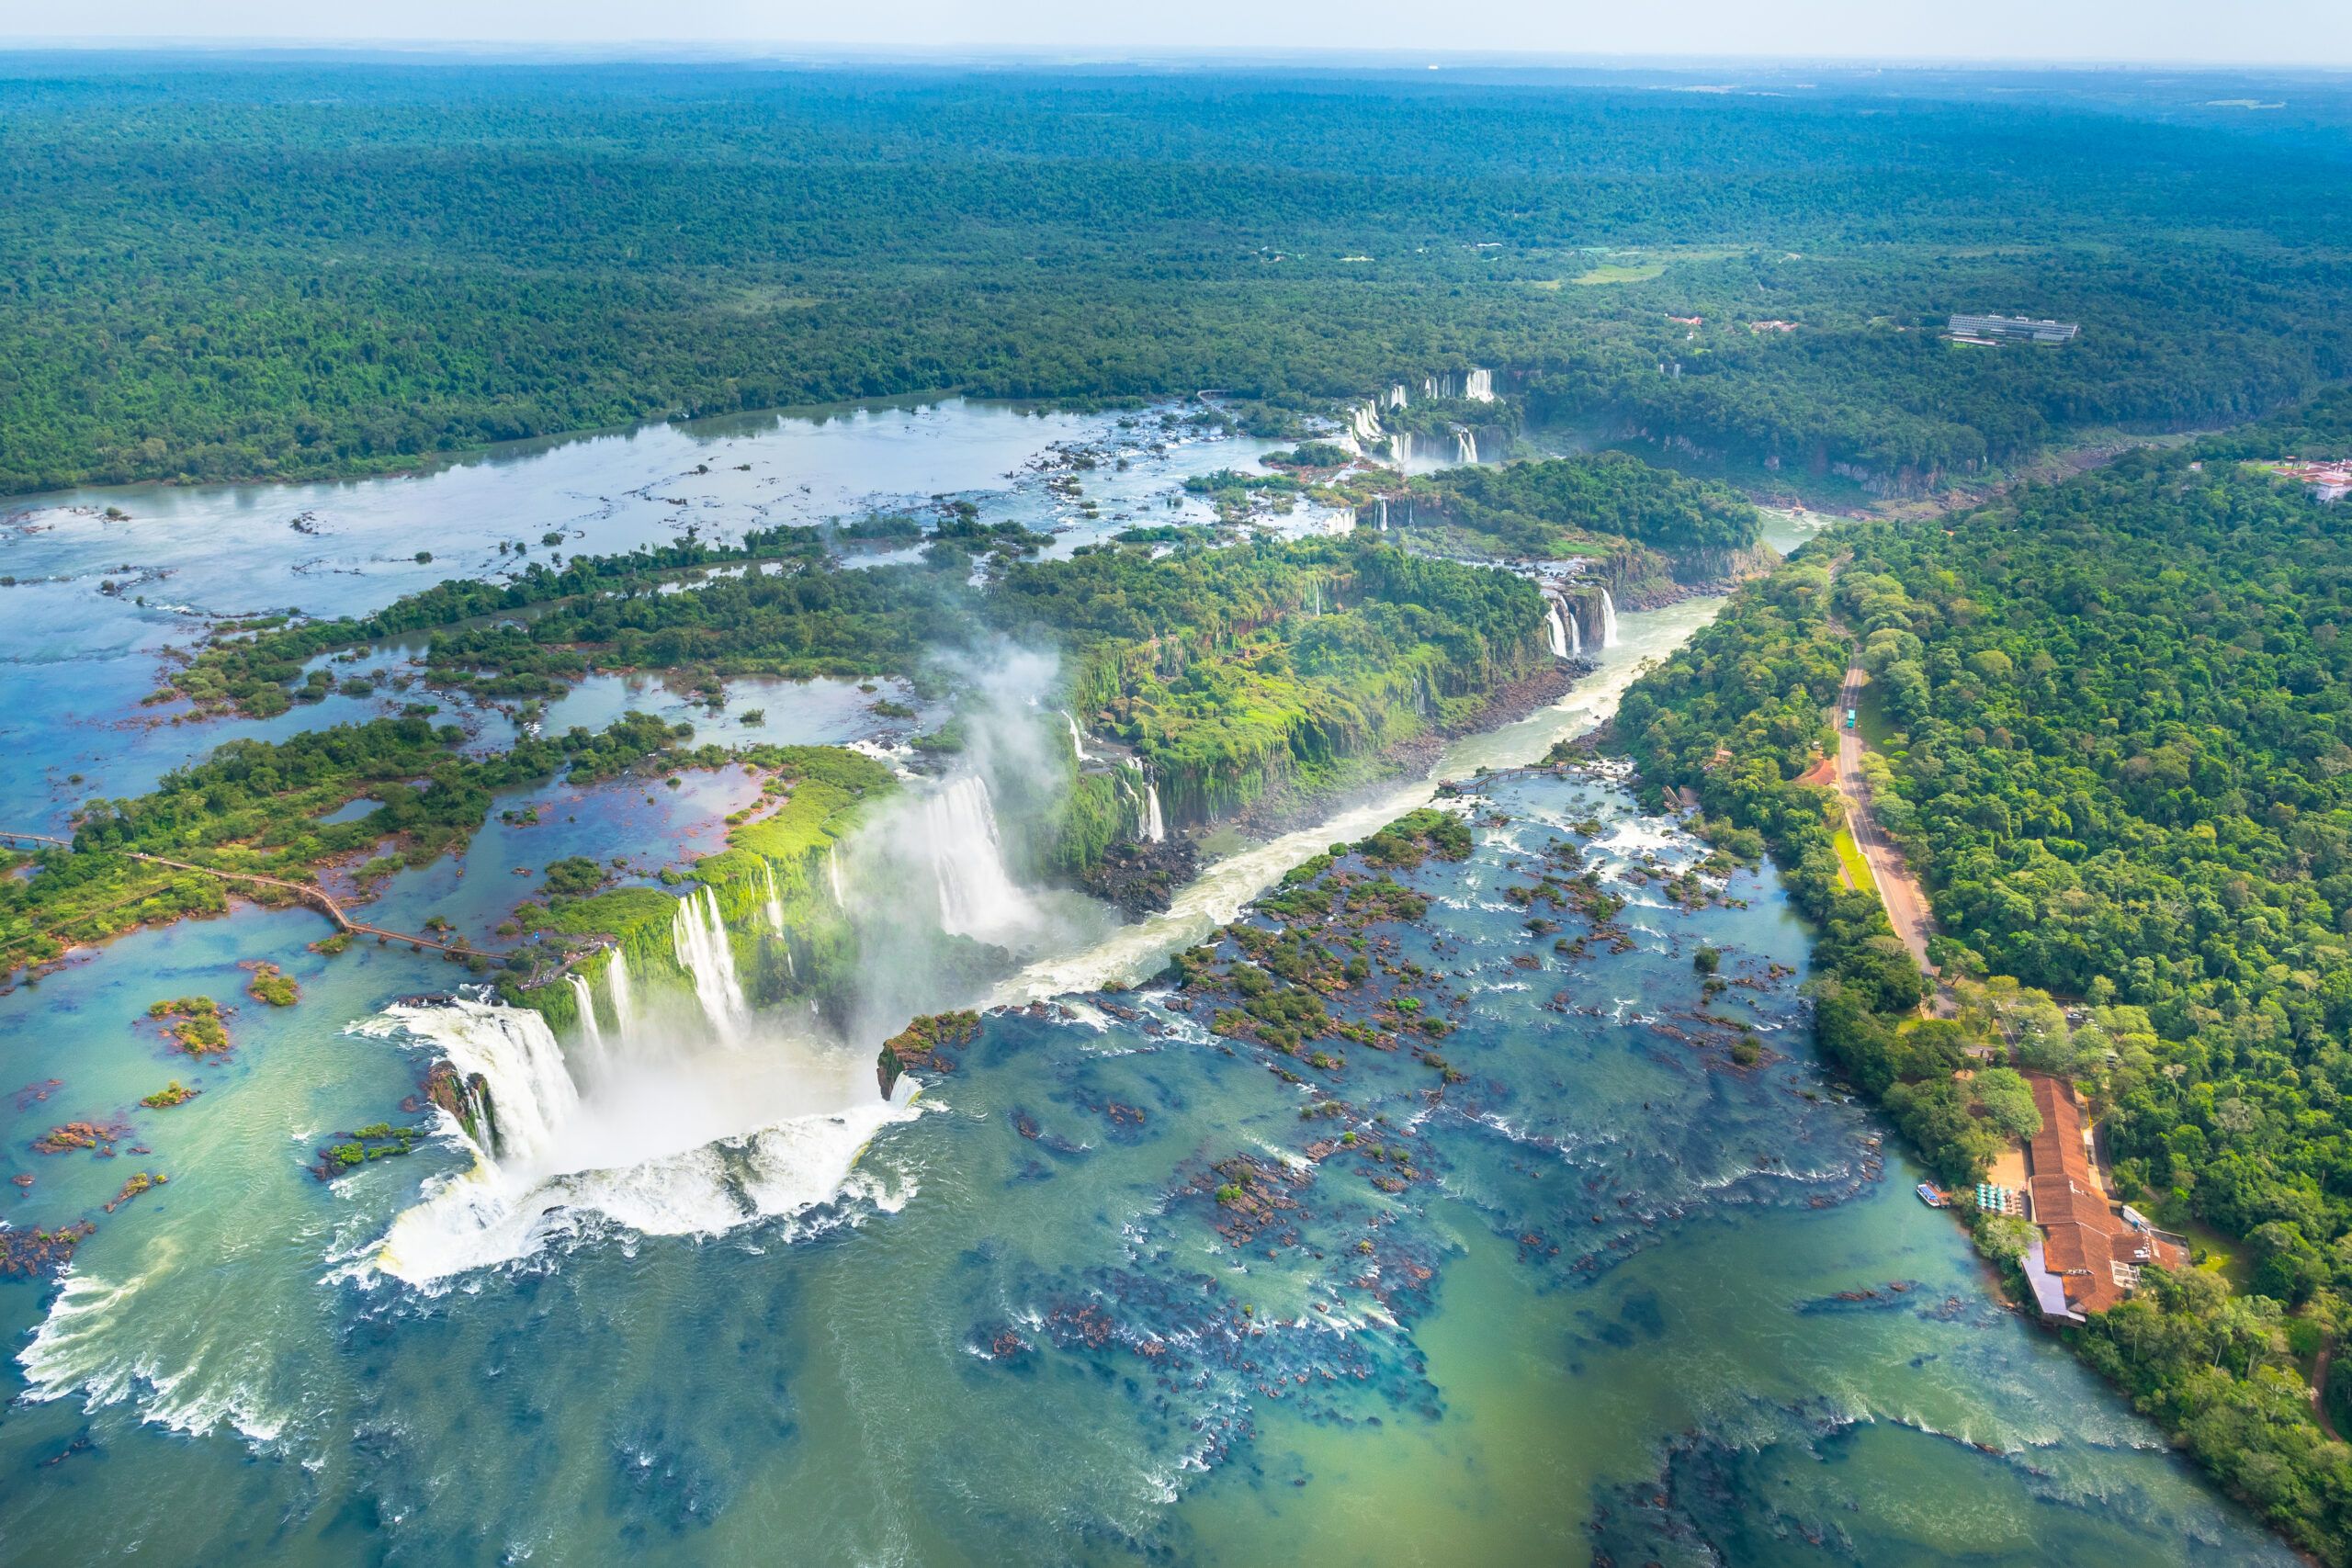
[13,1,2352,67]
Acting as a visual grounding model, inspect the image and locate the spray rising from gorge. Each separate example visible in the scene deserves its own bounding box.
[356,642,1119,1280]
[361,916,918,1284]
[343,479,1742,1286]
[346,558,1703,1282]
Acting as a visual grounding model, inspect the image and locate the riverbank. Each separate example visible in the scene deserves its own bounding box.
[0,564,2306,1566]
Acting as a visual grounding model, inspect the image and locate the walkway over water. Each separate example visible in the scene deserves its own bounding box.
[2,829,471,956]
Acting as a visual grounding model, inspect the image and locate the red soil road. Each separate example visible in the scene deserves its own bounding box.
[1834,664,1937,976]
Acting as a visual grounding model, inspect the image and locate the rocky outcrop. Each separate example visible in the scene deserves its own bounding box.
[876,1010,983,1099]
[424,1059,499,1154]
[1079,837,1201,919]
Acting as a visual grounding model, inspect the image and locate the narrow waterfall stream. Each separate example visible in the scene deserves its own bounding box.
[605,948,635,1033]
[673,885,750,1043]
[760,861,786,936]
[566,973,606,1081]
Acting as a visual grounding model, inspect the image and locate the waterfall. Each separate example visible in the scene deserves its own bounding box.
[1349,401,1383,445]
[1377,496,1388,532]
[1466,367,1495,402]
[567,973,604,1051]
[1544,598,1569,660]
[1144,782,1167,844]
[565,972,610,1088]
[1423,375,1440,400]
[827,842,845,910]
[1387,383,1408,409]
[1454,426,1478,466]
[1311,578,1324,616]
[672,885,749,1042]
[358,986,922,1283]
[760,860,786,936]
[1125,759,1167,844]
[605,949,636,1033]
[1390,431,1414,468]
[393,999,580,1167]
[927,775,1029,942]
[1600,588,1621,649]
[1062,709,1089,763]
[1568,604,1583,656]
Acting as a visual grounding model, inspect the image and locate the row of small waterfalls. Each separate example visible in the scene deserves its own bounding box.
[1357,423,1492,469]
[369,769,1063,1280]
[1338,367,1500,469]
[1542,584,1619,657]
[1064,708,1167,844]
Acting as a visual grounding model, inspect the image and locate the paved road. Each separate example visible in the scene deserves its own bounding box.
[1834,665,1938,976]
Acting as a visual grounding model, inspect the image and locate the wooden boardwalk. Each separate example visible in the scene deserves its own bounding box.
[2,829,471,954]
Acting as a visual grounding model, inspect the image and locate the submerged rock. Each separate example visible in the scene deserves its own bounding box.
[0,1220,95,1278]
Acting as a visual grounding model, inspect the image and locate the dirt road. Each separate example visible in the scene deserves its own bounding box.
[1834,664,1938,976]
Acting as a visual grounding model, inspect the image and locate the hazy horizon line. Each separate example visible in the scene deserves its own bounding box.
[3,39,2349,74]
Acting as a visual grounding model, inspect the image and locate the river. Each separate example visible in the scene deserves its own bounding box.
[0,400,2294,1565]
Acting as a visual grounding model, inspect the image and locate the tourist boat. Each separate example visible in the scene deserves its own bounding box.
[1917,1183,1950,1208]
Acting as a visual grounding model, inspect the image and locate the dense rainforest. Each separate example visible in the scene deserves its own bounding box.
[1616,406,2352,1562]
[3,60,2350,495]
[4,529,1552,978]
[11,53,2352,1557]
[1393,452,1769,598]
[1400,453,1758,556]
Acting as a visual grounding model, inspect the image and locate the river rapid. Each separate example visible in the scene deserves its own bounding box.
[0,400,2297,1564]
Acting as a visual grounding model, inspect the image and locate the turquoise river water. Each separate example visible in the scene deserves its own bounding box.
[0,399,2296,1564]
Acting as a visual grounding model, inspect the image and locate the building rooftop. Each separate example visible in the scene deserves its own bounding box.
[2021,1073,2187,1321]
[1947,312,2079,345]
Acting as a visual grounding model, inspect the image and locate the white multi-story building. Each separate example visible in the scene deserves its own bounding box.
[1947,312,2080,345]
